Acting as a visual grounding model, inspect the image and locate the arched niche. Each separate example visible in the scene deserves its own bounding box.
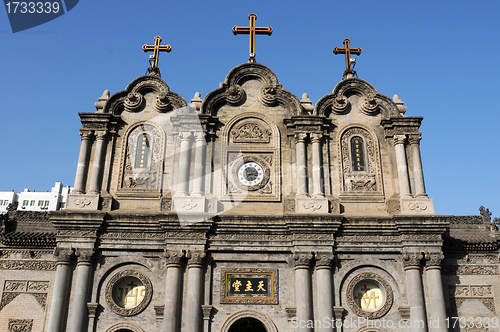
[338,125,383,195]
[220,112,281,202]
[118,121,165,191]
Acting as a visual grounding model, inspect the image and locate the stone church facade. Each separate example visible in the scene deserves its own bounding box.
[1,51,499,332]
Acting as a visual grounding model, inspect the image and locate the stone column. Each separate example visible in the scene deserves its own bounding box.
[394,135,411,198]
[47,249,73,332]
[409,134,427,197]
[88,131,107,194]
[315,253,334,332]
[163,250,185,332]
[177,132,192,196]
[310,133,324,198]
[425,252,447,332]
[185,251,206,332]
[68,249,94,332]
[73,130,93,194]
[192,132,206,196]
[402,252,427,332]
[294,253,314,331]
[295,133,308,197]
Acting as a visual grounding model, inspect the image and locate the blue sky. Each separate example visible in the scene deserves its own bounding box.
[1,1,499,217]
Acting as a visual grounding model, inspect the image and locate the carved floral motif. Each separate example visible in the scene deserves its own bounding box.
[231,123,271,143]
[293,252,314,268]
[8,319,33,332]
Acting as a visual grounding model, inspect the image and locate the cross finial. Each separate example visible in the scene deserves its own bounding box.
[333,38,362,79]
[142,35,172,77]
[232,13,273,63]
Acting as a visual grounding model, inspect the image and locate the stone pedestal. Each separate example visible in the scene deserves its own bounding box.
[400,197,434,215]
[295,197,329,214]
[66,193,100,210]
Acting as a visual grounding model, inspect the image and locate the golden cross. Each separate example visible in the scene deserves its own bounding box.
[333,38,362,79]
[142,35,171,76]
[360,285,370,294]
[232,13,273,63]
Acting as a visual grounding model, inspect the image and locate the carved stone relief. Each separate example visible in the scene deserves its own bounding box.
[8,319,33,332]
[0,280,49,311]
[449,284,496,314]
[231,122,271,143]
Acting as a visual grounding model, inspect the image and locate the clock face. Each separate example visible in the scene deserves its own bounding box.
[237,162,265,186]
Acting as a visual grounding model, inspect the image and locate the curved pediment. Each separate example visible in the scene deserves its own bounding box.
[314,78,400,119]
[201,62,302,116]
[104,75,187,115]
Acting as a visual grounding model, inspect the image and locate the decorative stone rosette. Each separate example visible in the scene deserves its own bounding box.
[359,94,379,115]
[124,92,145,112]
[154,91,172,112]
[331,95,350,114]
[258,85,279,105]
[226,84,245,105]
[105,269,153,317]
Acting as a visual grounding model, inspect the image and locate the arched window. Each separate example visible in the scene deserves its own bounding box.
[134,133,151,168]
[350,136,366,172]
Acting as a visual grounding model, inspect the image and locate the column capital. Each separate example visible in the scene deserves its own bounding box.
[425,252,444,270]
[194,131,206,141]
[294,132,308,143]
[315,252,334,269]
[310,133,323,143]
[95,130,108,140]
[186,250,206,267]
[164,249,185,266]
[79,129,93,140]
[402,251,423,269]
[54,248,74,264]
[408,133,422,145]
[293,252,314,269]
[75,248,95,265]
[393,134,406,146]
[179,131,192,141]
[202,305,213,320]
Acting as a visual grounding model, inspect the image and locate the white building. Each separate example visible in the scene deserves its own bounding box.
[0,182,72,213]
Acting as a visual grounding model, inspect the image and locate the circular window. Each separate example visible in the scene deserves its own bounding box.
[106,270,152,316]
[346,272,393,319]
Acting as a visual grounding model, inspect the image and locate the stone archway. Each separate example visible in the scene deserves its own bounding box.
[228,317,267,332]
[104,322,145,332]
[220,309,278,332]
